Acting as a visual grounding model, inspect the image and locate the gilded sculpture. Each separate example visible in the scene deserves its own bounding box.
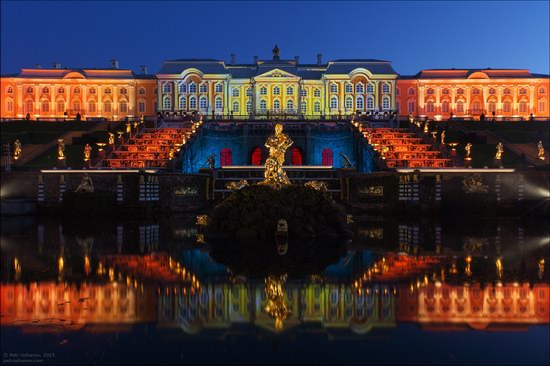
[538,140,545,160]
[464,143,472,160]
[304,180,328,191]
[226,180,249,190]
[83,143,92,162]
[462,173,488,193]
[264,274,291,330]
[495,142,504,160]
[440,131,445,144]
[57,139,65,160]
[108,132,115,146]
[423,120,429,134]
[13,139,22,160]
[259,123,293,188]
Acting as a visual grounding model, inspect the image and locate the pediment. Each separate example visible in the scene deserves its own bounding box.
[255,68,298,78]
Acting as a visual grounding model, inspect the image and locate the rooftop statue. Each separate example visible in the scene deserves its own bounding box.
[259,123,293,189]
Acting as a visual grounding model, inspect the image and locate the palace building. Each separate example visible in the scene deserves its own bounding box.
[1,47,549,121]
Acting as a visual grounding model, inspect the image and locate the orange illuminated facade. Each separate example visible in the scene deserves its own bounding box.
[396,69,550,120]
[0,62,157,120]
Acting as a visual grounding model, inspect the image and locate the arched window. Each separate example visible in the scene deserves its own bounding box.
[119,100,128,113]
[189,96,197,109]
[408,87,415,95]
[382,96,390,110]
[345,96,353,109]
[200,84,208,93]
[301,89,307,97]
[273,99,280,110]
[104,88,111,95]
[104,100,112,113]
[286,99,294,110]
[356,96,364,110]
[330,96,338,110]
[260,99,267,110]
[367,84,374,94]
[199,96,207,110]
[5,98,13,112]
[246,88,252,96]
[232,88,239,97]
[138,99,146,113]
[89,88,96,94]
[179,83,186,93]
[519,88,527,95]
[286,86,293,95]
[24,99,33,113]
[251,147,262,165]
[345,84,353,93]
[26,87,34,94]
[457,100,464,113]
[189,82,197,93]
[42,87,49,94]
[426,100,434,113]
[163,83,171,93]
[539,87,546,94]
[314,88,321,97]
[56,100,65,113]
[314,101,321,113]
[488,100,496,113]
[179,96,186,110]
[57,87,65,94]
[73,87,80,94]
[41,100,49,113]
[6,86,13,94]
[88,100,96,113]
[407,100,415,113]
[215,97,223,110]
[260,86,267,95]
[220,148,232,166]
[503,100,511,113]
[330,84,338,93]
[291,147,303,165]
[232,101,239,113]
[519,100,528,113]
[457,88,464,95]
[538,99,546,112]
[273,86,280,95]
[472,100,480,112]
[442,100,450,113]
[367,96,374,110]
[503,88,511,95]
[72,100,81,112]
[301,101,307,113]
[322,148,333,166]
[163,96,171,110]
[356,83,364,93]
[246,100,251,113]
[382,83,391,94]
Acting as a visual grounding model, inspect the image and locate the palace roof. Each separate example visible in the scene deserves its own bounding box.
[11,68,155,80]
[400,69,549,80]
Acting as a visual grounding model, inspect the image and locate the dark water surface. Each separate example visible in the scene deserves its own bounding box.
[1,215,549,365]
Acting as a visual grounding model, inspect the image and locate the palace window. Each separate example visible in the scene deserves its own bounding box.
[314,101,321,113]
[104,88,111,94]
[163,96,171,110]
[519,100,528,113]
[74,87,81,94]
[163,83,171,93]
[442,88,449,95]
[503,88,511,95]
[232,88,239,97]
[330,84,338,93]
[232,101,239,113]
[442,100,449,113]
[189,83,197,93]
[189,96,197,109]
[57,87,65,94]
[215,97,223,110]
[260,86,267,95]
[426,100,434,113]
[301,101,307,113]
[539,99,546,112]
[6,86,13,94]
[367,96,374,110]
[503,100,511,112]
[72,101,81,112]
[408,100,415,113]
[89,88,96,94]
[273,99,280,110]
[539,87,546,94]
[120,88,127,95]
[396,87,400,96]
[427,88,434,95]
[489,88,496,95]
[286,99,294,110]
[396,101,400,111]
[104,100,111,113]
[472,100,480,112]
[88,100,96,113]
[179,83,186,93]
[472,89,480,95]
[246,88,252,96]
[179,96,186,110]
[24,100,33,113]
[330,96,338,110]
[41,100,49,113]
[356,96,364,110]
[42,87,49,94]
[457,100,464,113]
[215,83,223,93]
[5,99,13,112]
[356,83,364,93]
[246,100,251,113]
[138,100,146,113]
[199,96,207,110]
[286,86,294,95]
[345,84,353,93]
[408,87,415,95]
[519,88,527,95]
[457,88,464,95]
[382,96,390,110]
[119,100,128,113]
[137,87,146,96]
[314,88,321,98]
[26,87,33,94]
[488,100,496,113]
[200,84,208,93]
[367,84,374,94]
[345,96,353,109]
[273,86,281,95]
[383,83,391,94]
[260,99,267,110]
[301,89,307,97]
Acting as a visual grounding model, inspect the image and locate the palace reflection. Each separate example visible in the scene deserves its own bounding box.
[1,217,548,336]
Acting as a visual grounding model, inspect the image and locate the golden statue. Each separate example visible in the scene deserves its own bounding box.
[108,132,115,146]
[440,131,445,144]
[57,139,65,160]
[260,123,293,188]
[380,145,389,159]
[304,180,327,191]
[465,143,472,160]
[408,113,414,125]
[366,132,373,145]
[13,139,22,160]
[196,215,210,226]
[83,143,92,162]
[126,122,131,133]
[226,180,249,190]
[462,173,488,193]
[423,120,429,134]
[264,274,291,330]
[538,141,545,160]
[495,142,504,160]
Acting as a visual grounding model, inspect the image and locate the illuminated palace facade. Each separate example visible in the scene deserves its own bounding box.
[1,48,549,120]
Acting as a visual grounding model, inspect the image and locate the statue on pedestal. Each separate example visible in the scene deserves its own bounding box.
[108,132,115,146]
[83,143,92,162]
[259,123,293,188]
[57,139,65,160]
[495,142,504,160]
[465,143,472,160]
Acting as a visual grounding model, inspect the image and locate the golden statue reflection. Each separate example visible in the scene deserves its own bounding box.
[264,274,291,330]
[259,123,293,189]
[13,140,22,160]
[538,141,545,160]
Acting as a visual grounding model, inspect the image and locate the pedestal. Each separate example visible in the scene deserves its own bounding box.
[57,158,66,169]
[98,150,106,159]
[464,158,472,168]
[84,160,91,169]
[493,158,503,168]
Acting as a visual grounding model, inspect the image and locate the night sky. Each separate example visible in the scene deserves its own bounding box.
[1,1,549,75]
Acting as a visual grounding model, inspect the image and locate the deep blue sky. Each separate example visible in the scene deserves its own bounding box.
[1,1,549,75]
